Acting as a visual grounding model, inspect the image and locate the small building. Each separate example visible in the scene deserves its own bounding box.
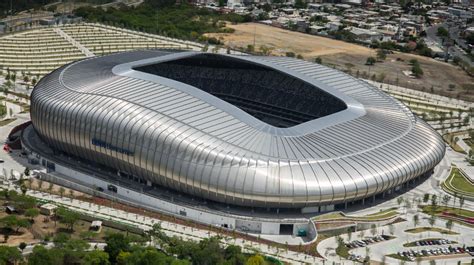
[348,27,383,43]
[40,203,58,216]
[90,221,102,232]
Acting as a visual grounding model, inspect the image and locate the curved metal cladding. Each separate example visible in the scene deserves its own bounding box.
[30,50,446,208]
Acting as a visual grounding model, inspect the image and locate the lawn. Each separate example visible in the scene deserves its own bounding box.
[335,243,350,259]
[445,168,474,194]
[387,253,411,262]
[404,227,458,235]
[314,208,398,222]
[0,118,16,126]
[403,238,456,247]
[421,205,474,218]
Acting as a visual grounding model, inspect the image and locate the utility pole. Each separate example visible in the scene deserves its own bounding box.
[253,23,256,50]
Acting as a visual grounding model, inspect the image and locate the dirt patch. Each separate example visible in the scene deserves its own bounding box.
[209,22,474,101]
[208,22,373,57]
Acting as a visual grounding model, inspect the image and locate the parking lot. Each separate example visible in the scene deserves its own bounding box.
[396,246,473,261]
[345,235,393,249]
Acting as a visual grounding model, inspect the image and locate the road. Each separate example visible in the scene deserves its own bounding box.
[425,22,474,67]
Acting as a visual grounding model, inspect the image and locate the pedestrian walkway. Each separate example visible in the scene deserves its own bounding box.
[53,27,95,57]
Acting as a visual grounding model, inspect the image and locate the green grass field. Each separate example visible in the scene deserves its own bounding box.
[442,167,474,197]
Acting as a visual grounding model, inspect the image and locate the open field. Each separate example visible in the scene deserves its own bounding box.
[209,23,474,101]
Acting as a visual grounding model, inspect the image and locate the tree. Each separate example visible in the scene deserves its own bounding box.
[315,57,322,64]
[224,245,245,265]
[442,195,451,207]
[246,254,265,265]
[104,233,130,264]
[423,193,430,203]
[147,223,167,247]
[56,207,79,232]
[38,179,44,191]
[59,187,65,198]
[84,250,110,265]
[459,196,465,211]
[446,220,453,231]
[397,197,404,207]
[28,245,62,265]
[437,27,449,38]
[413,214,419,227]
[429,215,436,227]
[259,45,272,56]
[370,224,377,236]
[19,242,27,253]
[412,62,423,77]
[431,194,437,209]
[20,184,28,196]
[25,208,40,222]
[1,215,22,233]
[0,246,22,264]
[366,57,376,65]
[246,45,254,53]
[294,0,307,8]
[24,167,30,176]
[376,49,386,61]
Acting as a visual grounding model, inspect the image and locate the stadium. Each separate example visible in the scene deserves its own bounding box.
[25,50,445,214]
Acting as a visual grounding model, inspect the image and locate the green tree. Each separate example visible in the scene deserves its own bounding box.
[413,214,419,227]
[147,223,167,247]
[376,49,386,61]
[366,57,376,65]
[437,27,449,38]
[423,193,430,203]
[431,194,437,209]
[224,245,246,265]
[445,219,453,231]
[370,224,377,236]
[28,245,63,265]
[25,208,40,222]
[315,57,322,64]
[412,63,423,77]
[53,233,71,248]
[56,207,80,232]
[84,250,110,265]
[59,187,65,198]
[442,195,451,206]
[429,215,436,227]
[104,233,130,264]
[246,254,265,265]
[0,246,22,264]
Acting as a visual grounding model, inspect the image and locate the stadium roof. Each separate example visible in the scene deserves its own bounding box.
[31,50,445,207]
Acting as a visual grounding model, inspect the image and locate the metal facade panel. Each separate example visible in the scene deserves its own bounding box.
[29,51,446,208]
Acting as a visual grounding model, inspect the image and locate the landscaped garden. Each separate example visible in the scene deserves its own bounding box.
[442,167,474,198]
[404,227,458,235]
